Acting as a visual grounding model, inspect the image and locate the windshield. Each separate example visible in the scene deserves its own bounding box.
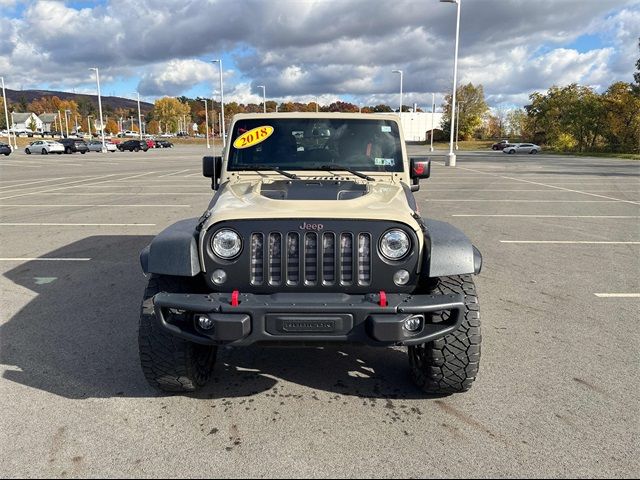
[228,118,403,172]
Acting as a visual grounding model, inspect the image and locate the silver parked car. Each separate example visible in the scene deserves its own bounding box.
[503,143,541,154]
[25,140,65,155]
[87,140,117,152]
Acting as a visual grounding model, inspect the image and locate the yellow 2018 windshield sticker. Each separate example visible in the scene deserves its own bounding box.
[233,126,274,149]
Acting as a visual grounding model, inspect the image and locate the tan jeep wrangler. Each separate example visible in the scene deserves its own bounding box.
[139,113,482,395]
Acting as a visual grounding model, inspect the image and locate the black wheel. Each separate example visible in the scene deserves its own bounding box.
[408,275,481,395]
[508,149,515,154]
[138,275,217,393]
[134,146,140,152]
[42,149,48,155]
[81,150,86,154]
[492,146,497,150]
[3,153,9,156]
[65,147,71,154]
[56,152,62,155]
[530,149,537,154]
[25,148,31,154]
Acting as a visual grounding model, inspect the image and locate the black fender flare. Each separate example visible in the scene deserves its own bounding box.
[421,218,482,278]
[140,218,201,276]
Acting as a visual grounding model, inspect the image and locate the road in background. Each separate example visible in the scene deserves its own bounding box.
[1,146,638,477]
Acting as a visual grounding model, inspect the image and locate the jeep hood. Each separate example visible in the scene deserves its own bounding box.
[202,178,421,233]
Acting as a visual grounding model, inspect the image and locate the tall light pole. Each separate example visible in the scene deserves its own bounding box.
[64,109,70,138]
[10,112,17,149]
[89,67,106,151]
[1,76,14,149]
[87,115,93,137]
[392,70,403,117]
[133,91,143,140]
[455,101,464,150]
[315,96,319,113]
[441,0,462,167]
[430,92,435,152]
[203,99,210,149]
[130,116,134,134]
[257,85,266,113]
[212,59,226,147]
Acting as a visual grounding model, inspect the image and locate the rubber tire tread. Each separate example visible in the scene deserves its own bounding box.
[408,275,481,395]
[138,275,217,393]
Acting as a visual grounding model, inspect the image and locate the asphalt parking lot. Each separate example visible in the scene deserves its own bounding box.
[1,145,638,478]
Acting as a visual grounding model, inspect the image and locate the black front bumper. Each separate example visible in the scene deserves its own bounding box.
[153,291,464,347]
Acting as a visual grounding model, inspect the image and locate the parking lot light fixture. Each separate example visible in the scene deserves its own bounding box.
[89,67,106,152]
[87,115,93,137]
[133,92,143,140]
[430,93,435,152]
[212,59,226,147]
[392,70,403,118]
[64,110,71,138]
[456,102,464,150]
[203,99,210,149]
[257,85,266,113]
[441,0,461,166]
[1,76,14,149]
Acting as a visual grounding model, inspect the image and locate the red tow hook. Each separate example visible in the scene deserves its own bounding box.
[379,290,387,307]
[231,290,240,307]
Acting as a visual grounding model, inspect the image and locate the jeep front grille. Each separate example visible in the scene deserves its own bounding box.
[249,230,371,287]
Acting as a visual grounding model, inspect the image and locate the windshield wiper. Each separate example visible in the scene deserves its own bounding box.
[319,164,375,181]
[237,165,298,179]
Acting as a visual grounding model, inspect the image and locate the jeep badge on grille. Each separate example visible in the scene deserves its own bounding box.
[299,222,324,231]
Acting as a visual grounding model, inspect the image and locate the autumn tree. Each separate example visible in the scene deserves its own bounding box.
[634,37,639,92]
[153,97,191,133]
[441,83,489,139]
[104,119,119,135]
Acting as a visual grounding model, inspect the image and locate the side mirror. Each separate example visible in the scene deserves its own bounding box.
[203,156,223,190]
[409,157,431,192]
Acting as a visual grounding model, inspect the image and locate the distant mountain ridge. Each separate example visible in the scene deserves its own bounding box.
[4,88,154,113]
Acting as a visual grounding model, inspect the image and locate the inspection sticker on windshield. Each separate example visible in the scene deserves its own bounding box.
[374,158,395,166]
[233,126,274,149]
[381,126,392,133]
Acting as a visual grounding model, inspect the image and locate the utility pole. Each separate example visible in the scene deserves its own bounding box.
[430,93,435,152]
[1,76,14,149]
[204,98,210,149]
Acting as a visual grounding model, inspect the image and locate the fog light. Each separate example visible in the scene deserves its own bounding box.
[211,269,227,285]
[404,315,423,332]
[393,269,410,286]
[197,314,214,330]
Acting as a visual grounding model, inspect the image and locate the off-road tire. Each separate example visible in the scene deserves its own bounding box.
[408,275,481,395]
[138,275,217,393]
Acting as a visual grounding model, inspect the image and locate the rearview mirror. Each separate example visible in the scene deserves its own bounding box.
[203,156,223,190]
[409,157,431,191]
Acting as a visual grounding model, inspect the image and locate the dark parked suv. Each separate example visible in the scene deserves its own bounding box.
[58,138,89,154]
[118,140,149,152]
[0,142,12,156]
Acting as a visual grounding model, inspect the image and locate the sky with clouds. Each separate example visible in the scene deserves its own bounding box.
[0,0,638,109]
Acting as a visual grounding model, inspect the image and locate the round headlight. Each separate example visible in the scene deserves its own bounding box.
[211,229,242,259]
[380,229,410,260]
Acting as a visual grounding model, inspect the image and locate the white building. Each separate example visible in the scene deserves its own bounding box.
[10,112,43,133]
[399,112,444,142]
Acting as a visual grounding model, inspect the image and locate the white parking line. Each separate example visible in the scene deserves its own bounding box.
[426,199,620,203]
[451,165,640,205]
[500,241,640,244]
[158,169,193,178]
[0,162,41,168]
[594,293,640,298]
[28,192,210,196]
[0,174,119,200]
[425,189,640,193]
[0,177,70,190]
[452,215,640,218]
[2,204,191,207]
[0,257,91,261]
[0,222,156,226]
[117,172,158,181]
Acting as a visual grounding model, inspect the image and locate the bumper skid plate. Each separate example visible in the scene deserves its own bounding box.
[153,291,464,346]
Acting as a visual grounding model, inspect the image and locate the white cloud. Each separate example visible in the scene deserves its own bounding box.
[0,0,637,107]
